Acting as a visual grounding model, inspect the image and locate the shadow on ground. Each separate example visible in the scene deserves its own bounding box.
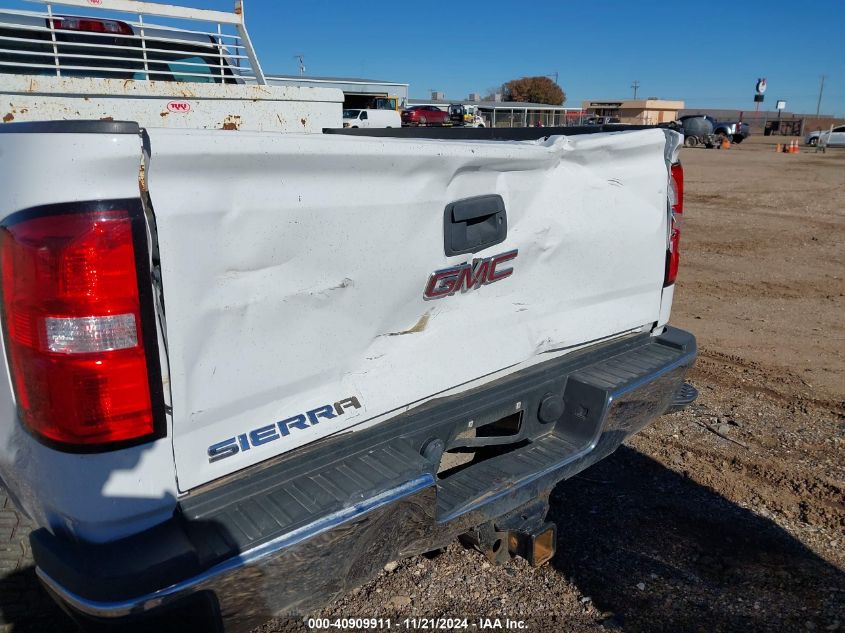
[0,565,79,632]
[549,446,844,633]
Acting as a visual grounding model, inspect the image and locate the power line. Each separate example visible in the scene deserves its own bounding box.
[816,75,826,116]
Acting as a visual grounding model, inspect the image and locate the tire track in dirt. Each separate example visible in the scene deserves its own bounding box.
[689,349,845,418]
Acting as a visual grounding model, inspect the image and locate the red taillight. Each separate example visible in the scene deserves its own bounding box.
[0,204,163,449]
[665,162,684,286]
[50,17,134,36]
[670,162,684,214]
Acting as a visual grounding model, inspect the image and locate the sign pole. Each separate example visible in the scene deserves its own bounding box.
[775,100,786,134]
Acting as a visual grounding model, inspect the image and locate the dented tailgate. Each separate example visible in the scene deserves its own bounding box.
[143,127,677,490]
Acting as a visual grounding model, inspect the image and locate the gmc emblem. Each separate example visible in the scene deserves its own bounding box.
[424,249,517,300]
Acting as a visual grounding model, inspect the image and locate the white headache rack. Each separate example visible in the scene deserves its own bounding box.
[0,0,266,84]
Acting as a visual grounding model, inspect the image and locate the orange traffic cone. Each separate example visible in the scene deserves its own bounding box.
[720,137,731,150]
[792,140,800,154]
[776,143,782,153]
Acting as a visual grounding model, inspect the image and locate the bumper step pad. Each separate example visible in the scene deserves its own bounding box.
[437,332,695,520]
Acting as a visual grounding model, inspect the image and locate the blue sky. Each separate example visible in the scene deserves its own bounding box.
[8,0,844,115]
[232,0,845,115]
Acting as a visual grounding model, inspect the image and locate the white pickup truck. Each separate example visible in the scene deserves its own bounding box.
[0,1,696,631]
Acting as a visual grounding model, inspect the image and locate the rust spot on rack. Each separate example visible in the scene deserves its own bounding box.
[3,113,14,123]
[222,114,242,131]
[138,162,147,194]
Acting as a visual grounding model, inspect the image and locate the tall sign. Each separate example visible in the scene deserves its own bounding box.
[754,78,767,111]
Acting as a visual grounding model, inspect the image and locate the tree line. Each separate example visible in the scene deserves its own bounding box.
[484,76,566,105]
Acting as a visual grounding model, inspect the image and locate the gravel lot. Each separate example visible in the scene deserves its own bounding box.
[1,136,843,633]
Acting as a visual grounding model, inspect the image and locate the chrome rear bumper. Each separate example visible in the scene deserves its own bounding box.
[35,327,696,632]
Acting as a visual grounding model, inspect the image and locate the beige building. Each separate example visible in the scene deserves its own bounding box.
[582,99,685,124]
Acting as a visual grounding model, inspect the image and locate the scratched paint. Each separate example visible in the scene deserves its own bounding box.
[386,312,431,336]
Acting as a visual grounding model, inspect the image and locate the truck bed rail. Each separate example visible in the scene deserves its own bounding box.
[323,122,680,141]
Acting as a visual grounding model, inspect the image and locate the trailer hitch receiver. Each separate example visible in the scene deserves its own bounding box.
[507,522,557,567]
[460,498,557,567]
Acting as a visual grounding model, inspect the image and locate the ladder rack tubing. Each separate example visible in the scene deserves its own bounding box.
[23,0,267,85]
[27,0,243,25]
[234,1,264,84]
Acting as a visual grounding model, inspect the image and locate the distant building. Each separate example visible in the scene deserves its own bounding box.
[264,75,409,110]
[582,99,684,124]
[408,98,585,127]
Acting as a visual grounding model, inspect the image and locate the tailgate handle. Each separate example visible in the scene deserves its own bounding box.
[443,195,507,256]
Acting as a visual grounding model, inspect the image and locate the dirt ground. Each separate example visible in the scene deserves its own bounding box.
[282,137,845,633]
[0,137,842,633]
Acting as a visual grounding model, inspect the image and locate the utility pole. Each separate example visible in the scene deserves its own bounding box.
[631,80,640,100]
[293,54,305,76]
[816,75,826,116]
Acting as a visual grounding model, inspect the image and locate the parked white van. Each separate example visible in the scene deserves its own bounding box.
[343,108,401,128]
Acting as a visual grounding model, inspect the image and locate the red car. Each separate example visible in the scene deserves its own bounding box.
[401,105,450,126]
